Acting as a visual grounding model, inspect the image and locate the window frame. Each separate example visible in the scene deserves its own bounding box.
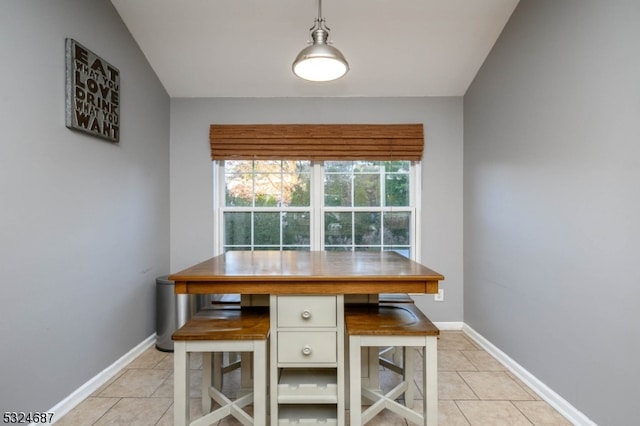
[213,160,422,260]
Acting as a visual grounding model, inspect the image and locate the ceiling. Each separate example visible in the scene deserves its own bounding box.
[110,0,519,98]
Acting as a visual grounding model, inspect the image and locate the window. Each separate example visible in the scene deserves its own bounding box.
[221,160,312,251]
[215,160,419,259]
[323,161,414,257]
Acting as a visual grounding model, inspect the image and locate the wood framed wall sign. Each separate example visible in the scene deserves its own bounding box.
[65,38,120,142]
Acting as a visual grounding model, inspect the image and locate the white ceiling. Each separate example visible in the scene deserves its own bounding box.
[110,0,519,98]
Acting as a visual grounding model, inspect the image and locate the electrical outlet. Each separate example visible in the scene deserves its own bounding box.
[434,288,444,302]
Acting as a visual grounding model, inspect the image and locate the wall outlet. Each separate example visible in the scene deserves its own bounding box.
[434,288,444,302]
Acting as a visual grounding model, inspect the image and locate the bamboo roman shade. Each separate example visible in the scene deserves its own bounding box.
[209,124,424,161]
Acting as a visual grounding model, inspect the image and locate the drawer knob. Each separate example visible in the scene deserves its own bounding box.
[301,309,312,319]
[301,345,312,356]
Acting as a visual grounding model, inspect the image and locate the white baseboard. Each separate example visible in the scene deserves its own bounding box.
[48,334,156,424]
[462,324,596,426]
[433,321,464,331]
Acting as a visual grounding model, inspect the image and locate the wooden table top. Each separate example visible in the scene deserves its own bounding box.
[169,251,444,295]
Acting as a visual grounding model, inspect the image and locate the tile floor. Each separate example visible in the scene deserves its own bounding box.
[56,331,571,425]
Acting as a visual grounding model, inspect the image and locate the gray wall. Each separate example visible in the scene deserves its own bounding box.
[0,0,170,413]
[170,97,463,322]
[464,1,640,425]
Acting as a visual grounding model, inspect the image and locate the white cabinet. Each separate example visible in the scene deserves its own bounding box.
[270,295,344,426]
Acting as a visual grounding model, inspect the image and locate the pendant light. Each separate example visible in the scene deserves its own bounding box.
[292,0,349,82]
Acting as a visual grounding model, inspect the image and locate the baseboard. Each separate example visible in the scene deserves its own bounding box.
[462,324,596,426]
[48,334,155,424]
[433,321,464,331]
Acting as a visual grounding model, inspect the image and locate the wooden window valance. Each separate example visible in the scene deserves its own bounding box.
[209,124,424,161]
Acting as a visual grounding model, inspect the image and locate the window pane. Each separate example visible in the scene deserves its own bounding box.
[325,212,352,246]
[225,160,253,206]
[384,161,410,173]
[224,212,251,245]
[353,161,381,173]
[354,173,380,206]
[324,174,352,207]
[386,247,411,258]
[383,212,410,245]
[325,247,352,252]
[254,212,280,245]
[354,247,380,252]
[283,160,311,174]
[224,160,250,174]
[254,165,281,207]
[289,167,310,207]
[385,174,409,206]
[254,160,281,173]
[224,161,312,208]
[283,212,311,246]
[325,161,353,173]
[355,212,381,246]
[324,161,353,207]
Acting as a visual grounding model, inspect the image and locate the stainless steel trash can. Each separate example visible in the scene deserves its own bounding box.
[155,276,198,351]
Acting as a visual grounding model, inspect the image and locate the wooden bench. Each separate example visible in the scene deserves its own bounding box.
[199,294,244,390]
[377,293,415,371]
[172,307,270,426]
[345,303,439,426]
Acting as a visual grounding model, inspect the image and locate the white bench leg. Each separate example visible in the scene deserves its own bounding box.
[404,346,415,408]
[424,336,438,426]
[202,352,214,414]
[253,340,267,426]
[174,341,189,426]
[241,352,252,389]
[212,352,223,389]
[349,335,362,426]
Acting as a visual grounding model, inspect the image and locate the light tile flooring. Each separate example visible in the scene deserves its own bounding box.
[56,331,571,425]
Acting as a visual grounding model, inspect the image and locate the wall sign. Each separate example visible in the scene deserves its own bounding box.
[65,38,120,142]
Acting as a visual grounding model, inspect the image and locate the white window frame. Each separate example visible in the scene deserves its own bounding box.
[213,161,422,260]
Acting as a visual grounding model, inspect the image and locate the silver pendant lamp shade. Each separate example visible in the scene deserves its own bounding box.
[292,0,349,82]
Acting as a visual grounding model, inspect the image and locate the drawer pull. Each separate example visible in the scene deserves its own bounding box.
[301,309,312,320]
[301,345,312,356]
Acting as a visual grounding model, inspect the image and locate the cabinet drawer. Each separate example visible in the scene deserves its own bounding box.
[277,332,337,364]
[277,296,337,327]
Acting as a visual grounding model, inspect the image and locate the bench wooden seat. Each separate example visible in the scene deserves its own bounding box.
[172,307,269,426]
[346,303,439,426]
[178,307,269,340]
[197,297,245,389]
